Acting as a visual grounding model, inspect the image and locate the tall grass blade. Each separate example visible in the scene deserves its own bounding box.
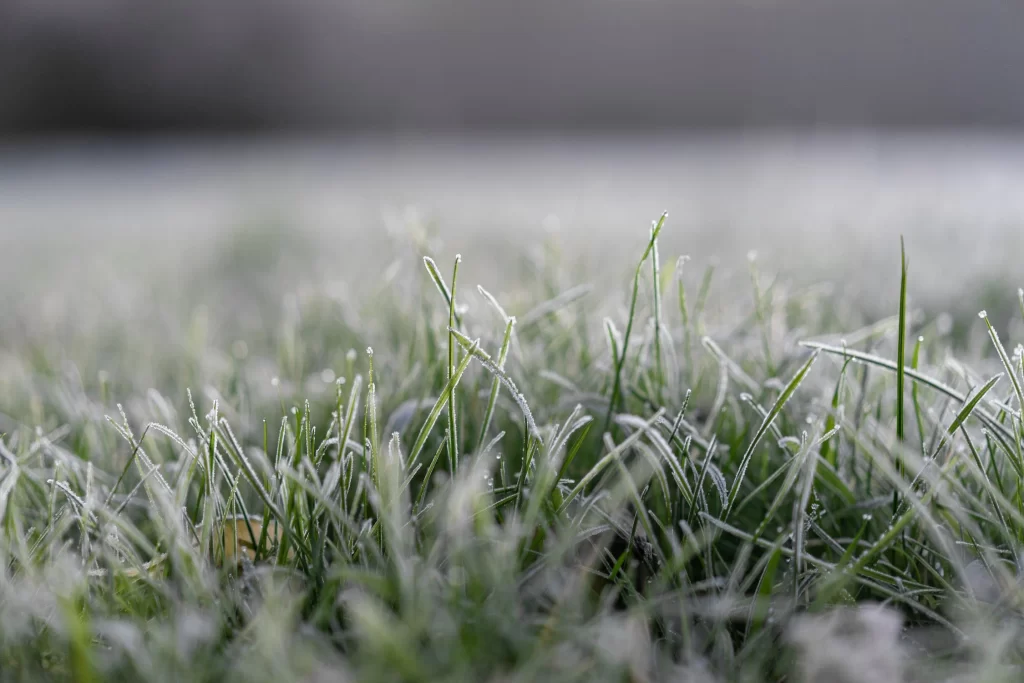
[604,213,667,432]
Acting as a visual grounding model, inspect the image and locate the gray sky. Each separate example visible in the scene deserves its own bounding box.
[3,0,1024,132]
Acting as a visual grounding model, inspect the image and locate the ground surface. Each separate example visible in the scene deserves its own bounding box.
[1,133,1023,682]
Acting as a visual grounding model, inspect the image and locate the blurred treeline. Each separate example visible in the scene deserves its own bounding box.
[3,0,1024,134]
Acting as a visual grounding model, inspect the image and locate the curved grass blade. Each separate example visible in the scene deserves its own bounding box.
[723,350,819,520]
[798,341,1017,449]
[449,327,542,442]
[932,373,1002,456]
[557,408,666,514]
[422,255,464,328]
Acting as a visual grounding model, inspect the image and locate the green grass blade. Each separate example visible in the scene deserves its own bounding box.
[799,340,1017,448]
[946,374,1002,439]
[447,256,462,473]
[449,327,542,441]
[723,350,819,520]
[896,236,908,474]
[650,223,664,402]
[604,213,667,432]
[406,337,481,470]
[476,316,516,452]
[911,335,926,454]
[979,310,1024,419]
[422,255,464,328]
[557,409,666,514]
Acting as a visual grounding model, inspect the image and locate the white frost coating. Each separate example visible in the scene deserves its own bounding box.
[449,330,541,443]
[674,255,691,277]
[477,353,541,443]
[705,463,728,506]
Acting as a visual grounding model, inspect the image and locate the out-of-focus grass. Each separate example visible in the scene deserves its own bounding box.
[1,214,1023,682]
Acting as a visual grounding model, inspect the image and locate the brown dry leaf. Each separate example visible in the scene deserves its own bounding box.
[211,515,288,565]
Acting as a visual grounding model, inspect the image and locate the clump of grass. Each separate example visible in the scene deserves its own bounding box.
[1,215,1024,682]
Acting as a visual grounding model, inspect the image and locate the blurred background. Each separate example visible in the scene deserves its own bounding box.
[6,0,1024,132]
[3,0,1024,322]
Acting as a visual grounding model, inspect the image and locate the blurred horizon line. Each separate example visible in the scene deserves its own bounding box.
[8,125,1024,147]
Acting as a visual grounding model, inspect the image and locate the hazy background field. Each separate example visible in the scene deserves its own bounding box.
[3,133,1023,317]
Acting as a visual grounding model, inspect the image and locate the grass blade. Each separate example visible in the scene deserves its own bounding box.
[979,309,1024,418]
[604,213,667,432]
[896,236,908,473]
[406,337,481,470]
[723,350,819,520]
[476,316,516,452]
[557,408,666,514]
[799,340,1017,449]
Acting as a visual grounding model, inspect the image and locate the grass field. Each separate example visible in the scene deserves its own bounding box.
[3,188,1024,682]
